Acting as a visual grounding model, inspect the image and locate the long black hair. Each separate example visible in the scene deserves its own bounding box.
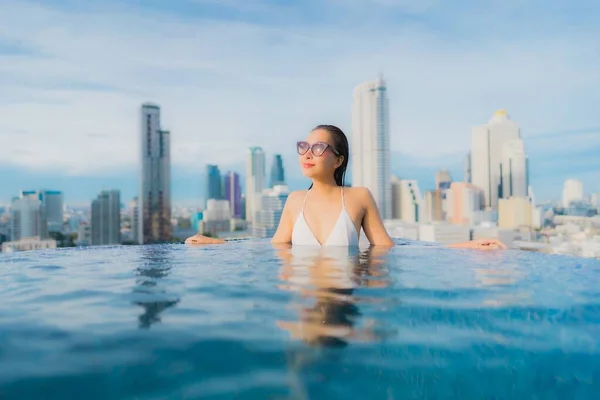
[309,124,349,188]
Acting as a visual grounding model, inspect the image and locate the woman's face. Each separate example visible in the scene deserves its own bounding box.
[297,128,342,180]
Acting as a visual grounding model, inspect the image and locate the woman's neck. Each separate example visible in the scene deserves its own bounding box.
[310,179,340,196]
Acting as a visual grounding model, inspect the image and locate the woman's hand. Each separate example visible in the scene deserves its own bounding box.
[184,234,226,245]
[447,238,507,250]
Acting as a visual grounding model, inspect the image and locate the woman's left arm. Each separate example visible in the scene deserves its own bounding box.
[359,188,395,246]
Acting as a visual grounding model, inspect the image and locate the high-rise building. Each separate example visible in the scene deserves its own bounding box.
[199,199,232,236]
[139,103,172,244]
[270,154,285,188]
[464,152,472,183]
[423,190,445,223]
[91,190,121,246]
[245,147,266,225]
[206,164,223,200]
[351,76,391,219]
[254,185,289,238]
[500,139,528,199]
[10,191,47,241]
[224,171,242,218]
[39,190,63,232]
[562,179,584,208]
[129,197,139,243]
[390,175,402,219]
[471,110,520,209]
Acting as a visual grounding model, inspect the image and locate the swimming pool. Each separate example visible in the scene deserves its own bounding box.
[1,240,599,399]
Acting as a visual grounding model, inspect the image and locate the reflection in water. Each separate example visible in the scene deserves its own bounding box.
[133,245,180,329]
[275,244,392,348]
[469,251,532,307]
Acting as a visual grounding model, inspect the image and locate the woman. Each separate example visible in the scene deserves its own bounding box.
[185,125,506,250]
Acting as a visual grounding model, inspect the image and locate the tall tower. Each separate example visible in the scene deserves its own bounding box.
[500,138,528,198]
[351,76,391,219]
[139,103,172,244]
[270,154,285,188]
[224,171,242,218]
[91,189,121,246]
[206,164,223,201]
[471,109,520,209]
[245,147,266,225]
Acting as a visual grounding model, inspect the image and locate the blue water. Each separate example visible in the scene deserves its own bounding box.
[1,240,599,399]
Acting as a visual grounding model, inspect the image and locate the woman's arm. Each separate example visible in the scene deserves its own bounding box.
[185,192,299,245]
[359,187,395,246]
[270,193,298,244]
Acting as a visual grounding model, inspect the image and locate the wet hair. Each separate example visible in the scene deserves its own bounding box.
[309,124,349,187]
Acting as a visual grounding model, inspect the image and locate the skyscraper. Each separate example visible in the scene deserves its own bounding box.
[245,147,266,225]
[254,185,289,238]
[270,154,285,188]
[464,152,472,183]
[91,189,121,246]
[206,164,223,200]
[139,103,172,244]
[562,179,584,207]
[351,76,391,219]
[471,109,520,209]
[39,190,63,232]
[224,171,242,218]
[10,191,47,241]
[500,138,528,198]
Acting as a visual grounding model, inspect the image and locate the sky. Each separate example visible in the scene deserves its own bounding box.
[1,0,599,206]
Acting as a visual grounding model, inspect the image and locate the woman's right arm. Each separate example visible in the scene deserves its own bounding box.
[270,192,300,244]
[185,192,299,245]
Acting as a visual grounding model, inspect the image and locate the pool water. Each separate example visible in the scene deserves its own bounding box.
[1,240,599,399]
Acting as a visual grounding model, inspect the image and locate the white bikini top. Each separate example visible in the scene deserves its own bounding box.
[291,187,359,247]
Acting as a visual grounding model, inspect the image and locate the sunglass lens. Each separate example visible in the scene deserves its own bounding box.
[297,142,309,155]
[312,143,326,156]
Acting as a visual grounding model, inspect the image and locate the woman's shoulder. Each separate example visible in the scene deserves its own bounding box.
[343,186,372,199]
[285,190,308,205]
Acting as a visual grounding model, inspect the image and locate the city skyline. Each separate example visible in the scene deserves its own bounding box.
[1,0,598,205]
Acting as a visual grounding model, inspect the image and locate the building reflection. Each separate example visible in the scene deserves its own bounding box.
[274,244,392,348]
[132,245,179,329]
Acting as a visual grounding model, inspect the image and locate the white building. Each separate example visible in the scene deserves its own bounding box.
[562,179,584,208]
[351,76,391,219]
[2,236,57,253]
[139,103,171,244]
[501,138,528,198]
[383,220,419,241]
[253,185,289,238]
[419,223,470,245]
[471,110,521,209]
[396,179,423,223]
[10,191,47,241]
[200,199,232,236]
[245,147,266,226]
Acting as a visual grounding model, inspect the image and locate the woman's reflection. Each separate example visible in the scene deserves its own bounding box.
[132,246,180,329]
[274,244,392,347]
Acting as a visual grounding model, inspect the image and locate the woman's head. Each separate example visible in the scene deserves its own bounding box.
[296,125,349,186]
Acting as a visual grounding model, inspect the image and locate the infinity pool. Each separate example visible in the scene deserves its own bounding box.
[1,240,599,399]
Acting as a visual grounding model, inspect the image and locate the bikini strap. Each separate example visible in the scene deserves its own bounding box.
[341,186,346,207]
[301,189,310,209]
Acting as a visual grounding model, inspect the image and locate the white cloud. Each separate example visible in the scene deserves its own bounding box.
[0,0,599,177]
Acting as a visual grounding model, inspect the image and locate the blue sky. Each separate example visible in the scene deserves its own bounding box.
[0,0,599,205]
